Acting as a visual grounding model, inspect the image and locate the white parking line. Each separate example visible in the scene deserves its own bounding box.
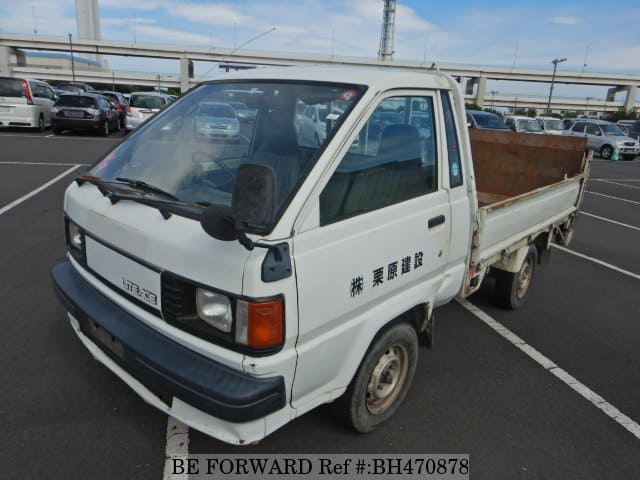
[457,299,640,440]
[162,417,189,480]
[593,179,640,190]
[591,179,640,182]
[0,161,89,166]
[552,245,640,281]
[581,212,640,232]
[0,165,81,216]
[586,191,640,205]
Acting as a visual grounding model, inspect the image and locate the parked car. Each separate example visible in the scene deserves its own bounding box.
[619,120,640,139]
[536,116,565,135]
[466,110,510,130]
[505,115,544,134]
[565,119,640,160]
[51,92,119,136]
[125,92,172,132]
[296,103,328,146]
[194,101,240,141]
[0,77,57,131]
[229,101,256,122]
[56,82,96,93]
[100,91,128,131]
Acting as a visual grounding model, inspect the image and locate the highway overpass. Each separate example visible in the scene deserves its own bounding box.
[1,33,638,112]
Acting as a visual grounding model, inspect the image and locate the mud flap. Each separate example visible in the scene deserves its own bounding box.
[420,313,435,348]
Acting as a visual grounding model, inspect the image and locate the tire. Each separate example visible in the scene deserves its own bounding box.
[315,133,321,146]
[600,145,613,160]
[35,114,45,132]
[115,117,121,132]
[101,120,110,137]
[494,245,538,310]
[622,154,636,161]
[53,126,62,135]
[334,323,418,433]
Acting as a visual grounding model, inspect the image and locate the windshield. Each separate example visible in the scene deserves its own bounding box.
[600,123,625,136]
[91,81,364,217]
[55,95,96,108]
[130,95,166,109]
[472,112,509,130]
[543,119,564,130]
[517,118,542,132]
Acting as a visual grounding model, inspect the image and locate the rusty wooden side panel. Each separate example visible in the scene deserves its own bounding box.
[469,129,587,198]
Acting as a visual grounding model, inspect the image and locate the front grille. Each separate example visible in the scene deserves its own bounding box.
[161,274,196,323]
[624,142,636,146]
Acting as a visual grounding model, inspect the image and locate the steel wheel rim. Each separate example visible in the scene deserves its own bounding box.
[602,146,612,158]
[104,121,109,135]
[516,257,533,298]
[39,116,44,130]
[366,344,409,415]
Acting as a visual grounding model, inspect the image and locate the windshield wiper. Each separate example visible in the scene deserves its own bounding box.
[115,177,179,201]
[74,175,207,220]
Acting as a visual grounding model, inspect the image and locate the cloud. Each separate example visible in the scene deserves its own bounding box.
[0,0,76,36]
[167,2,258,28]
[134,25,218,46]
[549,16,581,25]
[102,17,156,27]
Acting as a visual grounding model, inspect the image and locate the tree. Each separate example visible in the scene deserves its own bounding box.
[606,109,638,122]
[526,107,537,118]
[563,111,577,119]
[465,102,481,111]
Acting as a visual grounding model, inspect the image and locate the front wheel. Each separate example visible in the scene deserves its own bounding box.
[494,245,538,310]
[335,323,418,433]
[101,120,110,137]
[600,145,613,160]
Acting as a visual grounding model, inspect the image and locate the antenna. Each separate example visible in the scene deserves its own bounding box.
[32,5,38,36]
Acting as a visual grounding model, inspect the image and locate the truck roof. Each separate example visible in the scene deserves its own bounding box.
[208,66,453,92]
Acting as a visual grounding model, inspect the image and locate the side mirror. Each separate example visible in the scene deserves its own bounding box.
[467,122,472,128]
[200,163,277,242]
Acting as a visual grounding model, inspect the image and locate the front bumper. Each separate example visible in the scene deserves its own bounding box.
[51,261,286,424]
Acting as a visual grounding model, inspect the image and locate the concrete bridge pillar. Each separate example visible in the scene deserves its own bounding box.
[475,76,487,107]
[179,56,191,93]
[465,77,477,96]
[624,85,637,112]
[606,86,624,102]
[0,46,14,77]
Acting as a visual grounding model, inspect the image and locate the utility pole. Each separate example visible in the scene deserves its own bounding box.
[68,33,76,82]
[378,0,396,61]
[490,90,498,108]
[547,57,567,110]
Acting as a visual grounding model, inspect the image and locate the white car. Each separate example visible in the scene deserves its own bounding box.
[0,77,56,131]
[536,116,565,135]
[296,104,327,146]
[125,92,171,132]
[505,115,544,134]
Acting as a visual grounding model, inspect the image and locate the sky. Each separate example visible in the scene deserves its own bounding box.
[1,0,639,100]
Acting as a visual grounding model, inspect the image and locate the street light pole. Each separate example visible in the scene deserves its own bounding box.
[490,90,498,108]
[68,33,76,82]
[547,57,566,111]
[585,96,593,117]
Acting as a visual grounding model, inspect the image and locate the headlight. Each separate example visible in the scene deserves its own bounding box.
[65,218,85,263]
[67,220,83,250]
[196,288,232,332]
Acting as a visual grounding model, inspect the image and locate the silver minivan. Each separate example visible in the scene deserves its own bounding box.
[125,92,171,132]
[565,119,640,160]
[0,77,57,131]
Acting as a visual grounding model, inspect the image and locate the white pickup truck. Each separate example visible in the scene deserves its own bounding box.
[52,67,589,445]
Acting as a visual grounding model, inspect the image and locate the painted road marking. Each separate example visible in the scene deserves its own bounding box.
[586,191,640,206]
[163,416,189,480]
[590,179,640,182]
[0,161,89,166]
[458,299,640,440]
[0,165,81,216]
[581,212,640,232]
[552,245,640,281]
[593,179,640,190]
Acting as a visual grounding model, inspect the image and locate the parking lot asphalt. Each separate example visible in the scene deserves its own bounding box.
[0,130,639,479]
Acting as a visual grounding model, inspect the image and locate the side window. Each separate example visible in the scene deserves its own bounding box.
[319,95,438,226]
[585,124,599,135]
[573,122,586,133]
[441,91,463,188]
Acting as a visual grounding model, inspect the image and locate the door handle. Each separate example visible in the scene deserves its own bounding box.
[428,215,445,228]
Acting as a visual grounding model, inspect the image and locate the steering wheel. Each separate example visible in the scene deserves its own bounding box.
[191,151,235,188]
